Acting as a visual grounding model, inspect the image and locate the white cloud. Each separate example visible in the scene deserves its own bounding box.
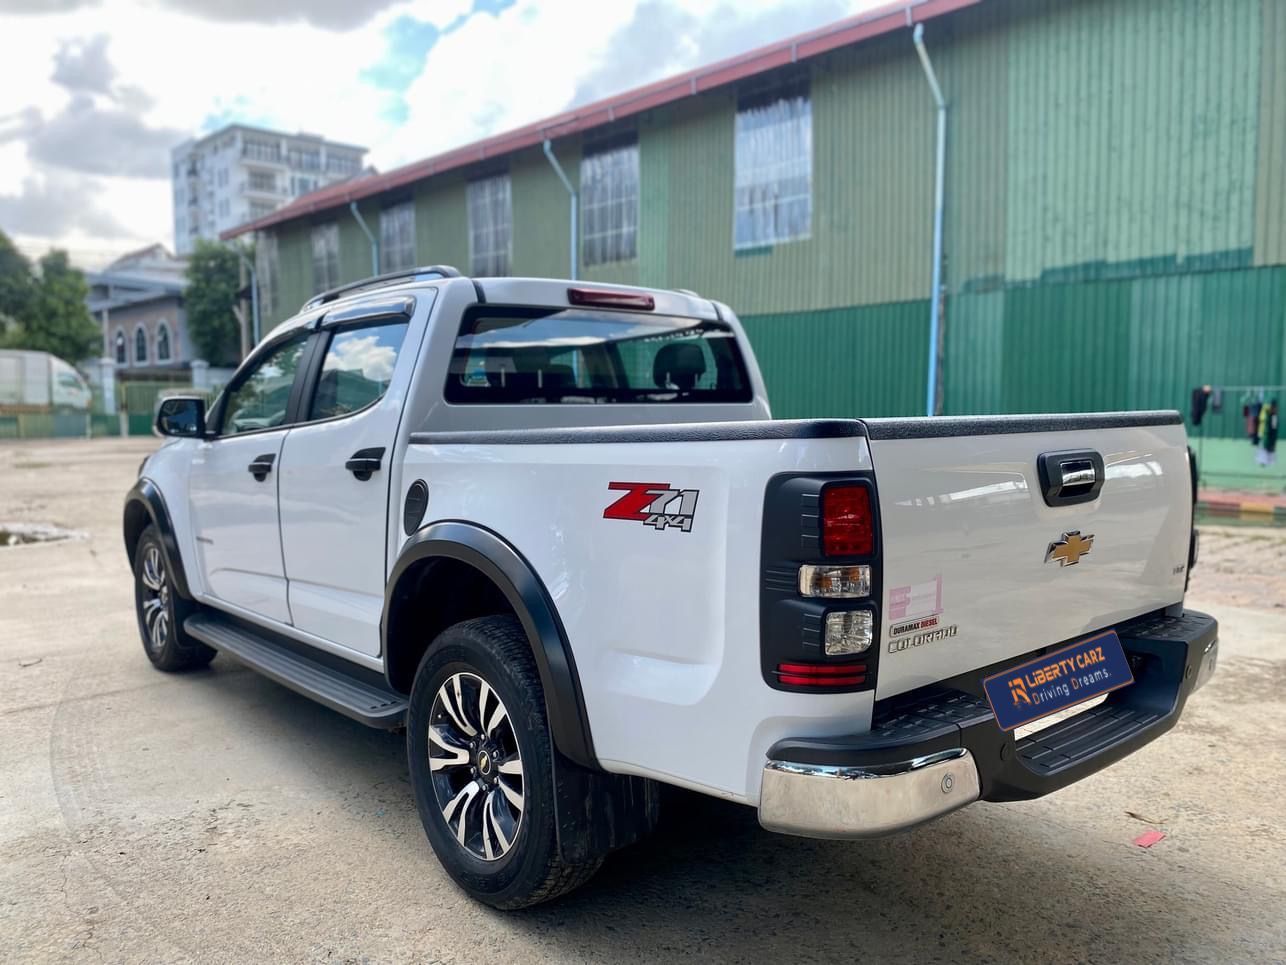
[0,0,889,266]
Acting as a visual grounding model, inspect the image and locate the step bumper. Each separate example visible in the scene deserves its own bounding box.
[759,609,1218,839]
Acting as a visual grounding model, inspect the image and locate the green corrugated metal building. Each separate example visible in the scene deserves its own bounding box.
[225,0,1286,489]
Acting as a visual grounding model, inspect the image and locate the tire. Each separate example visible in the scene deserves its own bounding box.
[407,615,601,909]
[133,525,215,672]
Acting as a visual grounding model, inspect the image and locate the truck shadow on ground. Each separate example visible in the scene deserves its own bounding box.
[189,665,1209,964]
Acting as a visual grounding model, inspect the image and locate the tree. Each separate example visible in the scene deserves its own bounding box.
[0,230,35,336]
[0,243,99,363]
[184,240,244,366]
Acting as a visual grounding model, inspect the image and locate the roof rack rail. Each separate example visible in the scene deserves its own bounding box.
[302,265,461,311]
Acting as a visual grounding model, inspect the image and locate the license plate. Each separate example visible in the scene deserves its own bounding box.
[983,630,1134,732]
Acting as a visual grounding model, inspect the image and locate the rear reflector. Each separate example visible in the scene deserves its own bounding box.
[775,661,867,688]
[568,287,656,311]
[821,484,874,557]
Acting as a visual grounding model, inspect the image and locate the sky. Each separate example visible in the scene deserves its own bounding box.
[0,0,889,268]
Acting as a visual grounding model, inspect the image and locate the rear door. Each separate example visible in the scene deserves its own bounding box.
[276,300,424,655]
[189,332,312,624]
[865,415,1192,699]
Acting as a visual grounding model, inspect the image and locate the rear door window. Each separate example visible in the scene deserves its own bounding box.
[308,320,408,420]
[444,307,752,404]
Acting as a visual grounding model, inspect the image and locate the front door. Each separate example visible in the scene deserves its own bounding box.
[277,315,415,654]
[189,332,311,625]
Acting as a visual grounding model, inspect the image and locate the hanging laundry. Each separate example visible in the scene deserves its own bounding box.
[1247,401,1262,445]
[1257,401,1279,468]
[1190,386,1210,426]
[1211,387,1223,412]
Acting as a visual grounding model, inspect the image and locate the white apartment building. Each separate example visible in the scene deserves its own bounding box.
[171,124,366,255]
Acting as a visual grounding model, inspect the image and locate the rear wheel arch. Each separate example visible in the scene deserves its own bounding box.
[383,521,598,770]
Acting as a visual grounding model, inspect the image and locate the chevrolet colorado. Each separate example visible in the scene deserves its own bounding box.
[124,266,1218,908]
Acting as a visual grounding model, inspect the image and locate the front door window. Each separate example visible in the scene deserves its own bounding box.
[221,335,309,435]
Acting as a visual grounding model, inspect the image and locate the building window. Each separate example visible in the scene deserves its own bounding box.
[379,202,416,273]
[327,154,360,177]
[467,174,511,276]
[156,322,171,362]
[247,169,277,193]
[289,147,321,171]
[242,138,280,163]
[114,329,126,365]
[734,76,812,249]
[248,200,276,219]
[312,222,340,291]
[256,231,279,320]
[134,326,148,365]
[580,136,639,267]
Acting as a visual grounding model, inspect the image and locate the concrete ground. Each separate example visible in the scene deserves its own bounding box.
[2,437,1284,964]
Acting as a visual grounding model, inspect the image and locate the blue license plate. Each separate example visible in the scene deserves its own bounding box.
[983,630,1134,732]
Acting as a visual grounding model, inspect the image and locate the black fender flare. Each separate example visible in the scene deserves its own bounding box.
[123,478,193,600]
[382,520,598,770]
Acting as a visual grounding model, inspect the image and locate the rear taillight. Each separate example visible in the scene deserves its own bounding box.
[821,484,874,556]
[761,472,882,693]
[776,661,867,688]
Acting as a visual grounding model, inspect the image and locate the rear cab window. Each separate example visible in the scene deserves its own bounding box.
[444,306,752,404]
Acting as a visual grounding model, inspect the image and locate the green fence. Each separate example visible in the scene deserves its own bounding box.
[120,383,221,436]
[0,382,221,440]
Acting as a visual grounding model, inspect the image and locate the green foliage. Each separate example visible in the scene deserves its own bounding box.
[185,240,245,367]
[0,232,99,363]
[0,230,35,334]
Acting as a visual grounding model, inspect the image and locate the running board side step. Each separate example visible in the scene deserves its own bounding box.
[185,612,407,729]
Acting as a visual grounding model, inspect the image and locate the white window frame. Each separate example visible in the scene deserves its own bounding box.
[580,136,639,267]
[379,202,417,273]
[734,77,813,249]
[467,174,512,276]
[311,222,340,292]
[114,329,126,365]
[134,325,149,365]
[256,231,279,320]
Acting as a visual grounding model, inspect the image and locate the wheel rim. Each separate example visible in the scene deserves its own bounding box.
[140,545,170,653]
[427,671,524,862]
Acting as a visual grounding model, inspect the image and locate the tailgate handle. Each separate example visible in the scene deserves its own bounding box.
[1037,450,1105,507]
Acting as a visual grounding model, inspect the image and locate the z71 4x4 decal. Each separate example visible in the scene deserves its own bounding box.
[603,481,700,533]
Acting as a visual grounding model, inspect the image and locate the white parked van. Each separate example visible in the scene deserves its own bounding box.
[0,349,93,411]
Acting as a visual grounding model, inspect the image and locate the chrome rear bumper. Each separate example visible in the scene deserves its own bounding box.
[758,610,1217,838]
[758,748,981,839]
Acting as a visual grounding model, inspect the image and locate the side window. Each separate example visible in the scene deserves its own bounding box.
[307,321,408,421]
[221,335,309,435]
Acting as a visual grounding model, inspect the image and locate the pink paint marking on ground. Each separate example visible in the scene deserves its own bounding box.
[1133,830,1166,848]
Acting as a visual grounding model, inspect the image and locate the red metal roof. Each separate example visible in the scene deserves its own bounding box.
[221,0,980,240]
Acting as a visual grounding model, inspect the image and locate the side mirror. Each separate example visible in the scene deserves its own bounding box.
[155,396,206,438]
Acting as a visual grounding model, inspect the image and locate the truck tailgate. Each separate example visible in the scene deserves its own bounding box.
[864,412,1192,699]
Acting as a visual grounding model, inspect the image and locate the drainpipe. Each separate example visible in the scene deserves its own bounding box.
[542,138,578,280]
[349,201,379,277]
[913,22,947,417]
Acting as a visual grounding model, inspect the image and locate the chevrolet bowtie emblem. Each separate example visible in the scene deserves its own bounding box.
[1046,530,1094,566]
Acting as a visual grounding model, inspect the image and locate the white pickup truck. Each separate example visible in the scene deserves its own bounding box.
[124,267,1218,909]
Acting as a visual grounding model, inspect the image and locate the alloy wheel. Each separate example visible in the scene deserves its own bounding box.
[427,671,525,861]
[139,544,170,653]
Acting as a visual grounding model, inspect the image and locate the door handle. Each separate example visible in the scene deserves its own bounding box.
[248,453,276,482]
[345,447,386,481]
